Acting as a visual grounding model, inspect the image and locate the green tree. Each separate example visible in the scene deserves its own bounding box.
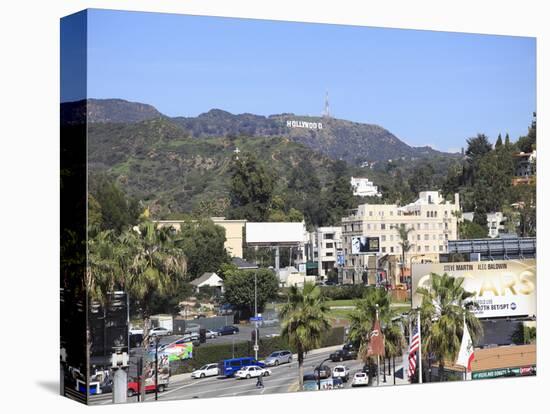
[458,220,487,239]
[416,273,483,381]
[279,283,330,390]
[228,153,274,221]
[88,173,140,233]
[223,269,279,315]
[326,160,354,224]
[397,225,413,284]
[347,287,405,385]
[174,218,230,279]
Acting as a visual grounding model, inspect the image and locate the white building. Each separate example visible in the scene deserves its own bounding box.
[190,272,224,293]
[463,212,506,239]
[350,176,381,198]
[341,191,460,284]
[306,226,343,279]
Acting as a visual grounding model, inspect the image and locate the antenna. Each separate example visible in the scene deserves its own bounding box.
[323,91,330,118]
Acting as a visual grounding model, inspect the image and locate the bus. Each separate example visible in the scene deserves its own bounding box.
[218,357,265,377]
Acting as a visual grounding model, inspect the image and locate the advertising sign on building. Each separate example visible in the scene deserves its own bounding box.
[351,236,380,254]
[411,259,536,319]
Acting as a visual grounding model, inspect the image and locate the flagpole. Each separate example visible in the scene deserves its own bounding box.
[376,306,380,387]
[417,310,422,384]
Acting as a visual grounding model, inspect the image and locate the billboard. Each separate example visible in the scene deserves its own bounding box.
[411,259,536,318]
[246,222,306,244]
[351,236,380,254]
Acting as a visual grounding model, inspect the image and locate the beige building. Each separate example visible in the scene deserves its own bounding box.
[155,217,246,258]
[341,191,460,284]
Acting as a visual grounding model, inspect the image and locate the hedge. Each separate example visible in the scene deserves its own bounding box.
[170,326,346,375]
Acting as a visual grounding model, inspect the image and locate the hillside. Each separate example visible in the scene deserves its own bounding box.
[87,118,336,216]
[67,99,457,164]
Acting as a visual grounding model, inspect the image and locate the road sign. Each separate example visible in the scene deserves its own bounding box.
[250,316,263,322]
[253,345,259,352]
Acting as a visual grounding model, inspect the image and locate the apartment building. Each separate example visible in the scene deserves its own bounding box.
[340,191,460,284]
[306,226,343,279]
[350,176,382,198]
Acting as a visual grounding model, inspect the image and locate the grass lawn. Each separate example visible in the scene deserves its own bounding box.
[325,299,356,307]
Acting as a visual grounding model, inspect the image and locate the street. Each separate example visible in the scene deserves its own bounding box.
[89,347,405,405]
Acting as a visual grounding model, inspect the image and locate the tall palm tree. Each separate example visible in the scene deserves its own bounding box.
[397,225,413,285]
[416,272,482,381]
[279,282,330,390]
[121,221,187,400]
[348,287,405,384]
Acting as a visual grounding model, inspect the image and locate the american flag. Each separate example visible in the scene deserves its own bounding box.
[408,322,420,380]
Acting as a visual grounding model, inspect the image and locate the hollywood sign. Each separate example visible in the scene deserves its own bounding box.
[286,120,323,130]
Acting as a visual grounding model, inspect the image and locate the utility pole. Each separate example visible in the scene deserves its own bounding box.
[254,272,259,361]
[376,305,380,386]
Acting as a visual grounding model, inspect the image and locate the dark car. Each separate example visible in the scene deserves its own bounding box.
[330,349,357,362]
[216,325,239,336]
[332,377,344,389]
[313,364,331,379]
[362,363,378,377]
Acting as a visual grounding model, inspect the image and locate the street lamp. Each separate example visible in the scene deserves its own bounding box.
[153,336,160,401]
[315,357,332,390]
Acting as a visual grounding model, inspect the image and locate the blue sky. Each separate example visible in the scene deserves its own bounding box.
[75,9,535,152]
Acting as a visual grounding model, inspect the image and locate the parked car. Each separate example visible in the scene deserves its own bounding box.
[264,350,292,366]
[330,349,357,362]
[218,357,265,377]
[332,365,350,382]
[351,372,368,387]
[261,318,279,327]
[205,329,218,339]
[362,363,378,377]
[149,327,172,336]
[191,364,219,379]
[234,365,271,379]
[129,327,143,335]
[313,365,331,379]
[216,325,239,336]
[183,331,200,342]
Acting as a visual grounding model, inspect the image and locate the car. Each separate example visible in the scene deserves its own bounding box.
[234,365,271,379]
[261,318,279,327]
[264,350,293,366]
[183,331,200,342]
[351,372,368,387]
[329,349,357,362]
[332,365,350,382]
[149,327,172,336]
[216,325,239,336]
[313,365,331,379]
[205,329,218,339]
[362,363,378,377]
[127,380,166,396]
[332,377,345,389]
[129,327,143,335]
[191,364,219,379]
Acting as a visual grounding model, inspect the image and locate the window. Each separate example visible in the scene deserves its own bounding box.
[417,234,421,240]
[324,234,334,240]
[425,245,430,252]
[381,235,386,241]
[424,223,429,230]
[416,223,421,230]
[424,234,429,240]
[439,234,443,240]
[390,235,394,241]
[326,252,333,257]
[439,245,444,252]
[390,211,394,216]
[390,246,394,253]
[326,242,334,249]
[381,223,386,230]
[417,246,421,252]
[369,211,373,216]
[382,247,386,253]
[367,224,371,230]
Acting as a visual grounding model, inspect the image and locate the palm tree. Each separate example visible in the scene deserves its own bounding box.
[416,272,483,381]
[279,282,330,391]
[397,225,413,285]
[121,221,187,400]
[348,287,405,385]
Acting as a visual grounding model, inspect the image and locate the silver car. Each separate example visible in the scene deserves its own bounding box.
[264,350,292,366]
